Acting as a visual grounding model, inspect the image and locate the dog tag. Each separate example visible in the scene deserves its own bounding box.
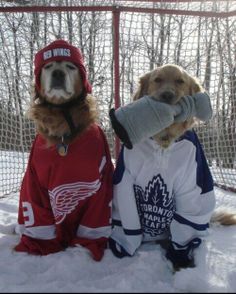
[57,143,68,156]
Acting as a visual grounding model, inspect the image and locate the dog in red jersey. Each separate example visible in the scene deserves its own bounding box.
[14,40,114,261]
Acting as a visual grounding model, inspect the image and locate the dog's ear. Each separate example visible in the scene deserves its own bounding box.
[132,72,151,101]
[30,82,44,106]
[188,76,204,94]
[31,83,38,100]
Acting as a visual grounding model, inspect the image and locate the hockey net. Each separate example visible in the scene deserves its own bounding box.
[0,0,235,196]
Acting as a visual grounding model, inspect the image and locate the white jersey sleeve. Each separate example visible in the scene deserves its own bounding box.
[171,130,216,247]
[109,146,142,257]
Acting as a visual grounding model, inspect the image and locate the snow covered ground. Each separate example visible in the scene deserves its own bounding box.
[0,187,235,293]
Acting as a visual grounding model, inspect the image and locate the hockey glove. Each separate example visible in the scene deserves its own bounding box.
[109,92,212,149]
[174,92,212,123]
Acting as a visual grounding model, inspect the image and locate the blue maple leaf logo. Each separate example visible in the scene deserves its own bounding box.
[134,174,171,206]
[133,174,174,237]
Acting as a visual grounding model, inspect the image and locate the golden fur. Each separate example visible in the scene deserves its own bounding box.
[211,209,236,226]
[133,64,204,148]
[28,61,97,146]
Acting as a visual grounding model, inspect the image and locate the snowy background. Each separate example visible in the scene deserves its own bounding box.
[0,187,236,293]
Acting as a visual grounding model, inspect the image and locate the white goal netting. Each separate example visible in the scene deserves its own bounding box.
[0,0,236,196]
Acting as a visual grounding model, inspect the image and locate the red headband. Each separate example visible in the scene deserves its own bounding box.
[34,39,92,94]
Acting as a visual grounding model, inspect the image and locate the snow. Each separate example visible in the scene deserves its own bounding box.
[0,187,236,293]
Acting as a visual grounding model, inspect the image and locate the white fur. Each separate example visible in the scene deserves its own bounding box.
[40,61,79,101]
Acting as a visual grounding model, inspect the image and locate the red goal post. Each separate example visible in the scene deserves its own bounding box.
[0,0,235,196]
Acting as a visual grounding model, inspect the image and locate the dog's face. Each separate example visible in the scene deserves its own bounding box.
[133,64,203,148]
[29,59,97,145]
[39,61,83,104]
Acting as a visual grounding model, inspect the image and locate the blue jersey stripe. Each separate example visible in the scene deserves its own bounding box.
[112,219,142,235]
[112,219,122,227]
[113,145,125,185]
[123,228,143,236]
[179,130,214,194]
[172,237,202,250]
[174,213,209,231]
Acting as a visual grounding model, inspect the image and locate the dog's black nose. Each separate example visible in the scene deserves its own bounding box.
[160,91,175,104]
[51,70,65,88]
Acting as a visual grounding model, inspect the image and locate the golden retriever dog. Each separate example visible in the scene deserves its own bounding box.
[14,40,114,261]
[109,64,236,270]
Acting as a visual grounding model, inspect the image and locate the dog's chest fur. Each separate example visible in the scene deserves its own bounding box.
[28,95,97,145]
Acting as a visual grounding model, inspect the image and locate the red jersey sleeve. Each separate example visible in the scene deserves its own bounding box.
[15,137,64,255]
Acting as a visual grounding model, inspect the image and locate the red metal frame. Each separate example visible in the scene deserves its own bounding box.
[113,8,121,159]
[0,5,235,18]
[117,0,233,2]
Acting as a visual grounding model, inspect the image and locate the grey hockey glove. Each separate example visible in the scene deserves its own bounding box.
[173,92,212,123]
[109,96,176,149]
[109,93,212,149]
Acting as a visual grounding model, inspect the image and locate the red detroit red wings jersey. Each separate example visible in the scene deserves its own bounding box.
[15,124,114,261]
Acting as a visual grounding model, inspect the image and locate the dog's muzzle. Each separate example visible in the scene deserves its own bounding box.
[51,69,65,89]
[159,91,176,104]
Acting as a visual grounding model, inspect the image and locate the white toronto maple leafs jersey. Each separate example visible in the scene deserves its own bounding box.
[110,130,216,256]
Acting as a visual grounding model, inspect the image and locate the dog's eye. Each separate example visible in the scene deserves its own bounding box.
[176,79,184,84]
[66,64,77,70]
[154,77,162,83]
[44,64,53,70]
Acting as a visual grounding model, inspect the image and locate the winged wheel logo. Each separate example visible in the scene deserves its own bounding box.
[49,179,101,224]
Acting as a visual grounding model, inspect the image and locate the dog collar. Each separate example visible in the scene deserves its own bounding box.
[37,90,88,151]
[48,119,86,150]
[55,114,85,154]
[56,122,85,156]
[57,136,69,156]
